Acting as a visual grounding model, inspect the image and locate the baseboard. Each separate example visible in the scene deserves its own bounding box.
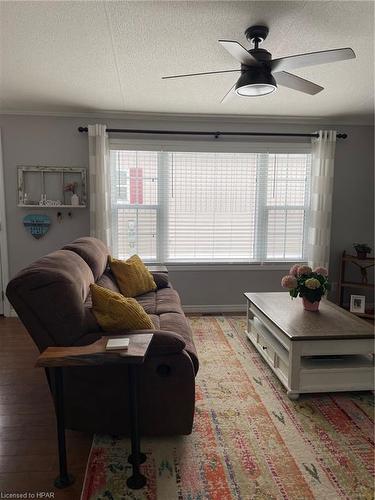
[7,303,245,317]
[8,306,18,318]
[7,301,372,318]
[182,304,246,313]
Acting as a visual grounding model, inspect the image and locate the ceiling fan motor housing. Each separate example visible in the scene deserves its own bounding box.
[248,48,272,64]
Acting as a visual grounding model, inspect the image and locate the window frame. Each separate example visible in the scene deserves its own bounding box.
[109,138,311,268]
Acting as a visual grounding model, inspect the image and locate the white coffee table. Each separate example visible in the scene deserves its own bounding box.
[244,292,374,400]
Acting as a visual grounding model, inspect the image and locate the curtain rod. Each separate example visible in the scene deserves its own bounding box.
[77,127,347,139]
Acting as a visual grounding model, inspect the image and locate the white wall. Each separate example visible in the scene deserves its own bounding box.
[0,113,373,309]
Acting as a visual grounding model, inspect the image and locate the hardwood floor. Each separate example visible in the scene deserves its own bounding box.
[0,317,92,499]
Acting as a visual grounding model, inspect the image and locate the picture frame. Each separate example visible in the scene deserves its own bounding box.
[349,294,366,314]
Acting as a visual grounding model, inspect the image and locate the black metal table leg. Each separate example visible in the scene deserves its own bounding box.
[128,452,147,465]
[126,365,147,489]
[52,367,75,489]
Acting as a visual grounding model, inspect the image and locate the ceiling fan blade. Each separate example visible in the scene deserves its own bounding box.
[162,69,241,80]
[274,71,323,95]
[271,47,355,73]
[220,83,236,103]
[219,40,259,66]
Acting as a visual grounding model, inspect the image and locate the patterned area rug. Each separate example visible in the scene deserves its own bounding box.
[81,316,374,499]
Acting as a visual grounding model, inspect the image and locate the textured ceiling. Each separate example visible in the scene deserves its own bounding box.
[0,1,374,123]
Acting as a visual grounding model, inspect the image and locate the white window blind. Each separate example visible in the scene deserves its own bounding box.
[167,152,258,261]
[110,148,311,263]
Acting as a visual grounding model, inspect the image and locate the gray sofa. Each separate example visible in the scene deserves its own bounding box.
[6,237,199,436]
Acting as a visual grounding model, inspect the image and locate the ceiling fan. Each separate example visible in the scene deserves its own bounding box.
[162,25,356,101]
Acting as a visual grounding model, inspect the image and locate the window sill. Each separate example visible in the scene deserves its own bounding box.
[147,262,306,272]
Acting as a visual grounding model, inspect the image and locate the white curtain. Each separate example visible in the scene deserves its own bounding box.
[308,130,337,270]
[88,124,111,247]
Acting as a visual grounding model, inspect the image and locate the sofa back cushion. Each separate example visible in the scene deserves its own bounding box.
[96,269,121,293]
[63,237,109,281]
[6,250,98,350]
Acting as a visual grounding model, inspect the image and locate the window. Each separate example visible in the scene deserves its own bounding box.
[110,150,158,260]
[110,148,311,264]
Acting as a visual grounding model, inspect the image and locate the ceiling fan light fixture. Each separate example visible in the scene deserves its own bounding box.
[236,83,276,96]
[235,68,277,97]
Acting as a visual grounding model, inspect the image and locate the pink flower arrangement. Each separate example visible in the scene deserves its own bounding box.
[281,275,298,289]
[289,264,300,276]
[313,266,328,276]
[297,265,312,276]
[281,263,330,303]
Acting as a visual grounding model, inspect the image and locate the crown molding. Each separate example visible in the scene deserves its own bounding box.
[0,109,373,126]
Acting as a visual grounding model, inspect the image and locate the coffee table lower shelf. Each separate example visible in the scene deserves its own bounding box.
[246,330,373,399]
[245,299,374,400]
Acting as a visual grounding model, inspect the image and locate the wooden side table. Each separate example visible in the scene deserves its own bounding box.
[147,264,168,273]
[36,333,153,490]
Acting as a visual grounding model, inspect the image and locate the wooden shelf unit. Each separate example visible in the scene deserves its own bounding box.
[338,251,374,320]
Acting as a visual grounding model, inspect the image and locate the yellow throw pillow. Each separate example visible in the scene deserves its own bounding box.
[90,284,154,332]
[109,254,157,298]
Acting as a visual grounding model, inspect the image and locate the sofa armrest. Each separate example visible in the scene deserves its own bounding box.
[151,272,169,289]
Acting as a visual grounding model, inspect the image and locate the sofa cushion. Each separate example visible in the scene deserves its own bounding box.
[63,237,108,281]
[134,287,199,371]
[90,284,154,331]
[136,288,183,316]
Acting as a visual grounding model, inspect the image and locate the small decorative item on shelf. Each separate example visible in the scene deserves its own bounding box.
[38,194,46,206]
[71,194,79,206]
[38,194,62,207]
[281,264,331,312]
[64,182,79,206]
[349,294,366,314]
[353,243,372,260]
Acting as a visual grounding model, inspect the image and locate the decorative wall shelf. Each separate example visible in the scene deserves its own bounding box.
[17,166,87,208]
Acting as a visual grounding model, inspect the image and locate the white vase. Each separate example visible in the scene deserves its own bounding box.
[71,193,79,206]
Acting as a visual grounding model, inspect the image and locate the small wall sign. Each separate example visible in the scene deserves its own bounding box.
[23,214,51,239]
